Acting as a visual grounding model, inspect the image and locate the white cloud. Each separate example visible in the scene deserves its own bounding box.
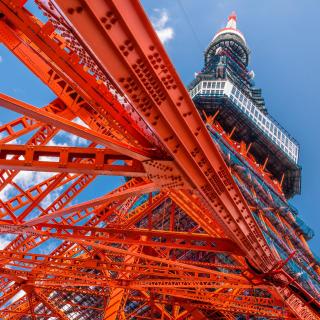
[0,239,10,250]
[47,133,87,147]
[72,117,89,128]
[68,117,90,145]
[0,184,15,202]
[65,132,88,146]
[6,138,18,145]
[0,136,57,205]
[0,170,58,213]
[0,119,90,217]
[151,9,174,44]
[14,170,56,190]
[47,118,90,147]
[0,289,25,310]
[0,234,15,250]
[46,138,68,147]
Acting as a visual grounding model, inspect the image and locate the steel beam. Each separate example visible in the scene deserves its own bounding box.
[0,93,154,160]
[0,12,163,153]
[0,144,146,176]
[0,223,244,256]
[51,0,276,272]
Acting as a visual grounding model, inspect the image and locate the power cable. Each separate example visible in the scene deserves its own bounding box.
[177,0,205,52]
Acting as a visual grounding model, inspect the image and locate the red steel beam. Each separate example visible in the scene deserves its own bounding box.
[0,11,161,153]
[46,2,319,318]
[0,250,245,276]
[0,144,146,176]
[0,2,315,319]
[0,116,40,144]
[51,0,276,272]
[0,93,155,160]
[0,223,244,256]
[0,99,70,195]
[0,1,275,271]
[0,178,147,267]
[0,258,248,289]
[19,180,156,225]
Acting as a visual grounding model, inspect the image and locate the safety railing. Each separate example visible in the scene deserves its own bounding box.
[189,80,299,163]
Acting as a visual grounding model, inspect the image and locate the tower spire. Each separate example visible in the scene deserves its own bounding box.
[212,11,246,45]
[205,11,249,66]
[227,11,237,29]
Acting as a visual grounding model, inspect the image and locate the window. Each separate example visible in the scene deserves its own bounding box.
[284,137,288,147]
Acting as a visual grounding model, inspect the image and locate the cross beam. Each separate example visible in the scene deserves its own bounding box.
[0,93,154,160]
[0,144,146,176]
[0,223,244,256]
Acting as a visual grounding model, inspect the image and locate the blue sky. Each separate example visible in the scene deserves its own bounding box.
[0,1,319,254]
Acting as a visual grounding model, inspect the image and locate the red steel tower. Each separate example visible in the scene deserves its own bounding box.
[0,1,318,319]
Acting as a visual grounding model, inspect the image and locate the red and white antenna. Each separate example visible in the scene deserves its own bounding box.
[211,11,246,44]
[227,11,237,29]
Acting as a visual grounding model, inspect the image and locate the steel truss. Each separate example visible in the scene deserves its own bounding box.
[0,0,318,319]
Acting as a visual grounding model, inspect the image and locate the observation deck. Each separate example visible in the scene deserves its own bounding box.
[190,79,299,163]
[189,79,301,198]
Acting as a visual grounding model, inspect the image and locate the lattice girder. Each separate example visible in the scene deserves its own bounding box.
[0,0,318,319]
